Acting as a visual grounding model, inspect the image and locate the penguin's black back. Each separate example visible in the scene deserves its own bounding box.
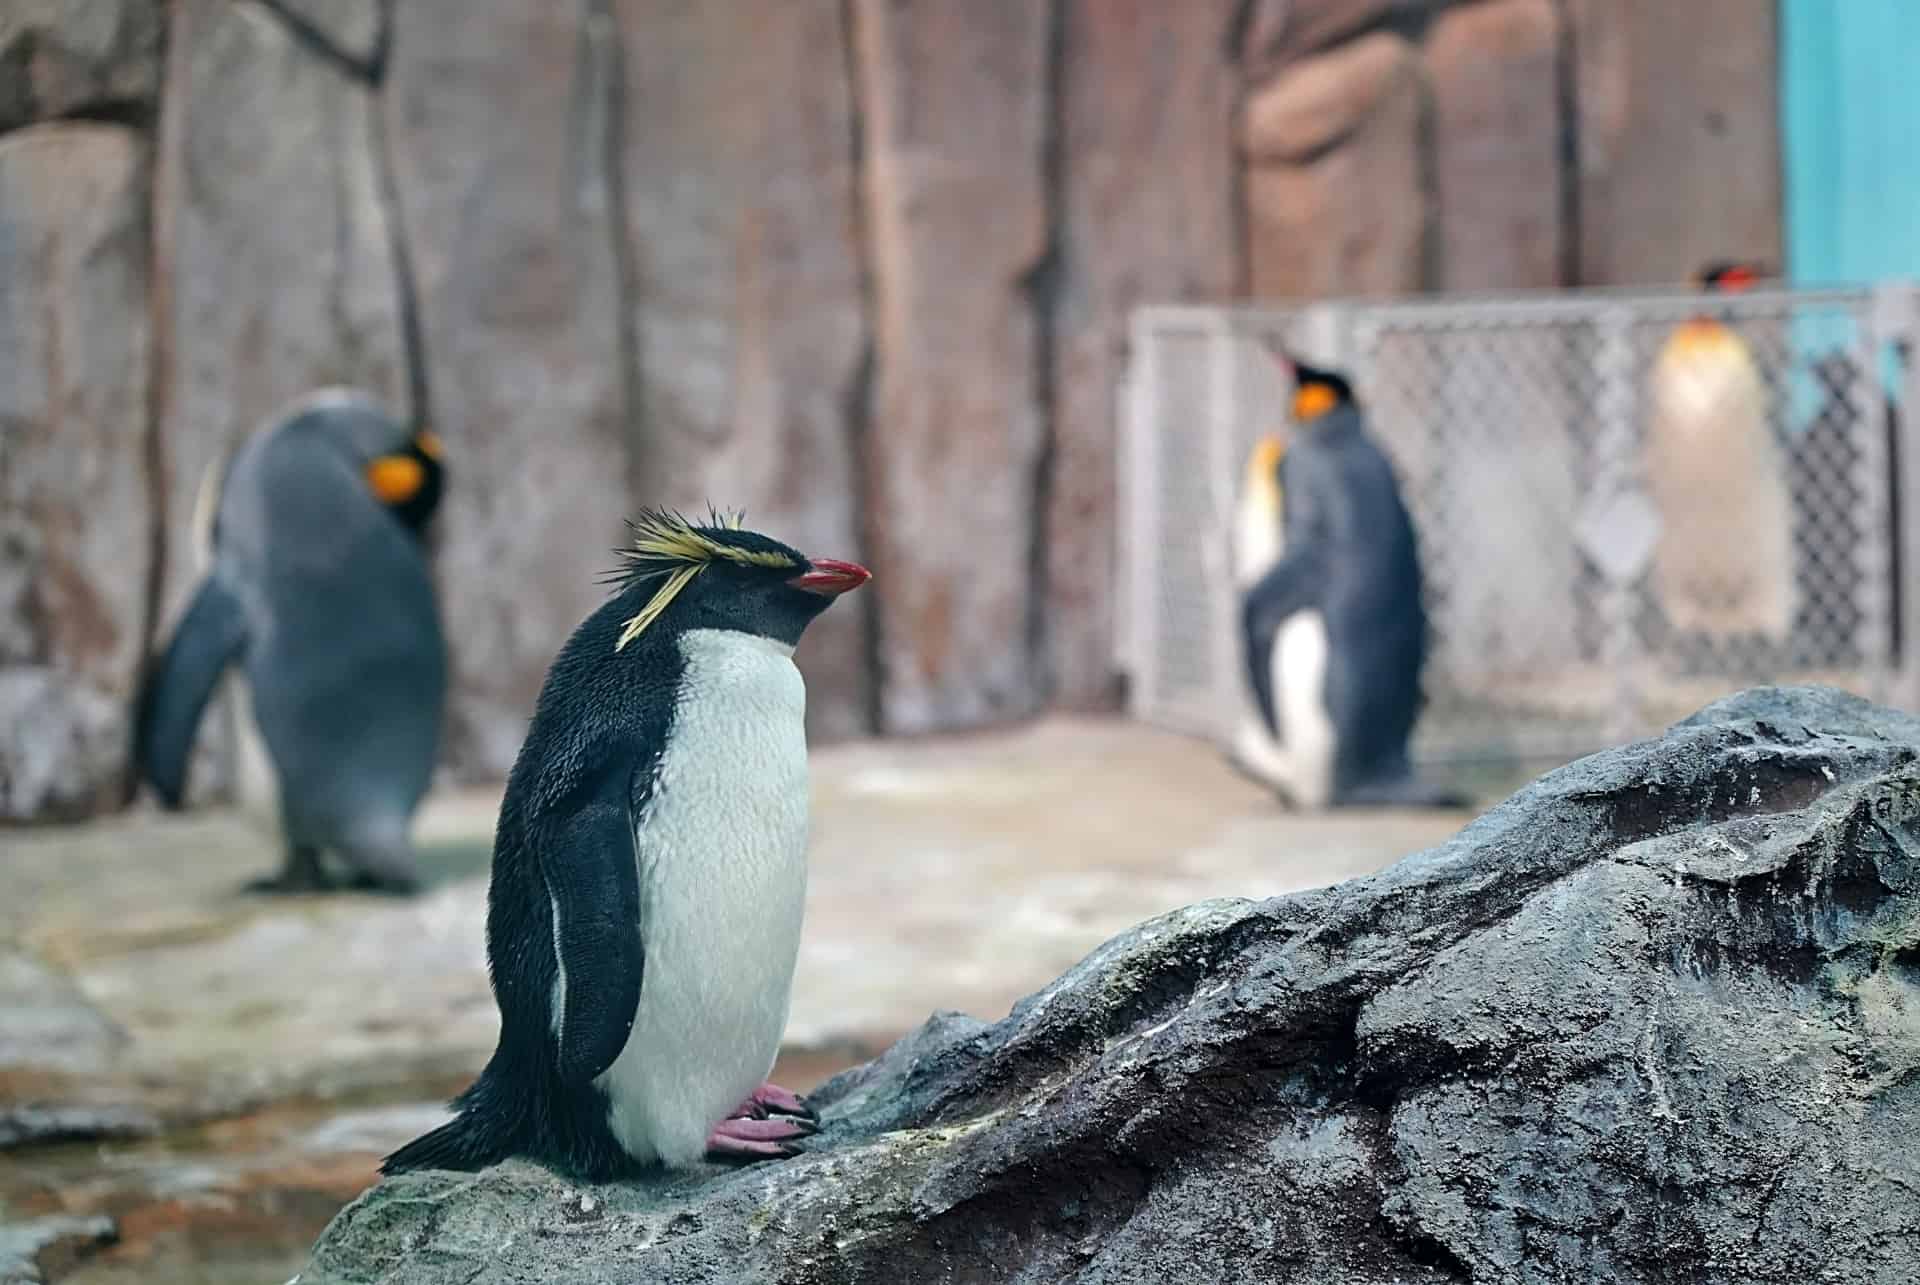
[1279,407,1429,792]
[385,594,685,1181]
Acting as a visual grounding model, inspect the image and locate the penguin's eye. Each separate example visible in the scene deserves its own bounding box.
[367,455,426,504]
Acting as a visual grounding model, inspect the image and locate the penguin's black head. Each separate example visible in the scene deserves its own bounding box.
[1695,261,1765,293]
[364,427,446,537]
[1265,343,1355,422]
[293,392,447,538]
[605,508,870,653]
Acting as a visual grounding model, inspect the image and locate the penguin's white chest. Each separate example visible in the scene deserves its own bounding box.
[595,628,811,1166]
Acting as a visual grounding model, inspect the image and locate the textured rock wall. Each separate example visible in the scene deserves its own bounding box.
[0,0,1785,817]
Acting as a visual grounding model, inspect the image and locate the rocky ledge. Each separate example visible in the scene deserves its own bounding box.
[299,685,1920,1284]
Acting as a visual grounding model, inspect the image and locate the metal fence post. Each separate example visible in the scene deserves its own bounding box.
[1206,314,1241,732]
[1593,306,1640,747]
[1882,281,1920,714]
[1122,309,1163,723]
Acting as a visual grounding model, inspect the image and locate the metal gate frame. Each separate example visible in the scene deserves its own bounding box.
[1115,280,1920,771]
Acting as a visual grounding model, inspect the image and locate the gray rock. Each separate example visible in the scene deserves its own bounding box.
[0,0,161,132]
[0,669,127,823]
[299,684,1920,1283]
[259,0,384,72]
[0,1103,159,1151]
[0,1215,116,1285]
[0,946,127,1076]
[0,123,152,822]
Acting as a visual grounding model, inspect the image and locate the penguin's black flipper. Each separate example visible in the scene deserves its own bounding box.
[541,765,646,1087]
[1240,552,1320,738]
[135,575,249,809]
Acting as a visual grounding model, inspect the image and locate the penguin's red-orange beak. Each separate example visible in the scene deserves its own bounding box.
[788,558,871,596]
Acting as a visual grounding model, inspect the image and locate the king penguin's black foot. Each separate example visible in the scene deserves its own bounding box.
[340,869,422,897]
[242,846,336,895]
[240,870,338,895]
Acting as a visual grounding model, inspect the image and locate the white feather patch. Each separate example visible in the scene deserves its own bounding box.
[593,629,810,1167]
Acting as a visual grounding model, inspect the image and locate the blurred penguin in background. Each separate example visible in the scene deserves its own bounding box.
[136,390,448,895]
[1644,261,1795,647]
[1231,345,1463,810]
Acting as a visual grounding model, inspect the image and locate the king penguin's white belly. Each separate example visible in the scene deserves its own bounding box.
[1275,611,1334,808]
[596,628,811,1166]
[1230,609,1335,810]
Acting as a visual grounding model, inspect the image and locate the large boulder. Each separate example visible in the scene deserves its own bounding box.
[301,684,1920,1283]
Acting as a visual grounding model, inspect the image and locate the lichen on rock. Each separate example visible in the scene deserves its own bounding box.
[300,685,1920,1284]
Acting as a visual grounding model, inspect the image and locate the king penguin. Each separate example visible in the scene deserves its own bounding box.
[1644,261,1795,648]
[381,508,870,1180]
[1231,347,1464,810]
[134,389,448,894]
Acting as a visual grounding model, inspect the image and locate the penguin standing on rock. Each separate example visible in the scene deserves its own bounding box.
[135,389,448,894]
[382,509,870,1180]
[1231,347,1463,810]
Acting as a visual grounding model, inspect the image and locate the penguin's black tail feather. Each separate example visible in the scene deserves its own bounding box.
[380,1070,522,1176]
[135,576,248,808]
[379,1111,511,1176]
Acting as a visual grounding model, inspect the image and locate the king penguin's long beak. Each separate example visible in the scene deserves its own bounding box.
[788,558,871,596]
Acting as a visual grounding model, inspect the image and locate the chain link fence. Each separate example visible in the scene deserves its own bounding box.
[1116,283,1920,777]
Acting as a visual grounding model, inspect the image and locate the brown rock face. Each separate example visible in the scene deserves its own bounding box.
[614,0,874,743]
[1427,0,1563,289]
[1049,0,1239,709]
[0,124,152,820]
[853,0,1051,733]
[153,0,409,791]
[0,0,161,132]
[1569,0,1782,285]
[1241,0,1442,83]
[1244,31,1430,300]
[384,0,633,778]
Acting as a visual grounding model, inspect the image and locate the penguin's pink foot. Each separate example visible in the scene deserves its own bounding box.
[726,1082,819,1123]
[704,1114,816,1163]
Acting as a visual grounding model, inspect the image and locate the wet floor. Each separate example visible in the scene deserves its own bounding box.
[0,715,1501,1282]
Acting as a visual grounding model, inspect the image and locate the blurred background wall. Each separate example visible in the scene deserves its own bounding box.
[0,0,1786,822]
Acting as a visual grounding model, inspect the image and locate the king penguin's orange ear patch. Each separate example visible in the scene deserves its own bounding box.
[1292,383,1338,421]
[367,454,426,504]
[414,429,444,460]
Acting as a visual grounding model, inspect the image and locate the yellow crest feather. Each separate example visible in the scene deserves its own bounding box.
[608,507,800,651]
